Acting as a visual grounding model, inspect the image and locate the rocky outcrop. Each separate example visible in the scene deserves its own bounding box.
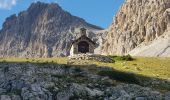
[102,0,170,56]
[68,54,114,63]
[165,92,170,100]
[0,62,167,100]
[0,2,102,57]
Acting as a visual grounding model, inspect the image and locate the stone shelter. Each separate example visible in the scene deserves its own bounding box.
[69,28,96,56]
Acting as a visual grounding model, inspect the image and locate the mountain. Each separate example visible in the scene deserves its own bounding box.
[102,0,170,57]
[0,2,102,57]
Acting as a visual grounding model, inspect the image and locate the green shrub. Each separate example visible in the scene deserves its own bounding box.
[64,64,71,69]
[13,89,22,95]
[109,55,134,61]
[74,67,82,72]
[69,94,80,100]
[39,61,49,65]
[97,70,139,84]
[153,82,170,92]
[2,60,6,62]
[51,74,64,78]
[3,66,9,73]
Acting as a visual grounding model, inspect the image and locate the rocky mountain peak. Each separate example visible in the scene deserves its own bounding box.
[102,0,170,56]
[28,2,48,11]
[0,2,102,57]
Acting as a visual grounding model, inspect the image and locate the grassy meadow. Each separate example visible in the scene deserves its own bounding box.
[0,56,169,80]
[94,57,170,80]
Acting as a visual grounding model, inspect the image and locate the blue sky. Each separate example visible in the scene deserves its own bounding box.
[0,0,124,29]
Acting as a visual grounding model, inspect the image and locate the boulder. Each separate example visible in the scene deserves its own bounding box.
[0,95,11,100]
[165,92,170,100]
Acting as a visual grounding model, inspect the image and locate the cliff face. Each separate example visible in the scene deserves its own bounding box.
[0,2,102,57]
[102,0,170,56]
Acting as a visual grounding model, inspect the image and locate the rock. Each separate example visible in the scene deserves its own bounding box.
[0,95,11,100]
[11,95,21,100]
[101,77,110,81]
[21,85,52,100]
[115,90,131,100]
[105,84,163,100]
[0,88,6,94]
[21,84,52,100]
[89,89,104,96]
[165,92,170,100]
[57,83,104,100]
[69,54,114,63]
[135,97,146,100]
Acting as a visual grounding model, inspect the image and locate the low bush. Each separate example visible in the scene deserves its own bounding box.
[108,54,134,61]
[74,67,82,72]
[2,60,6,62]
[97,70,139,84]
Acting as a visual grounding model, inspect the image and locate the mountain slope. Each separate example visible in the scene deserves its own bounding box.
[129,28,170,57]
[102,0,170,56]
[0,2,102,57]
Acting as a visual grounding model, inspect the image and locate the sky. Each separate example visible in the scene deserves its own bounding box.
[0,0,124,29]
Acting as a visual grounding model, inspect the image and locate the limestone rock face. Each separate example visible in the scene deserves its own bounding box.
[102,0,170,56]
[0,2,102,57]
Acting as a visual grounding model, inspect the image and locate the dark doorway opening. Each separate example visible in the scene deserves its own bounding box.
[78,41,89,53]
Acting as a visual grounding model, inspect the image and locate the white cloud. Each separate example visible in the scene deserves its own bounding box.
[0,0,17,9]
